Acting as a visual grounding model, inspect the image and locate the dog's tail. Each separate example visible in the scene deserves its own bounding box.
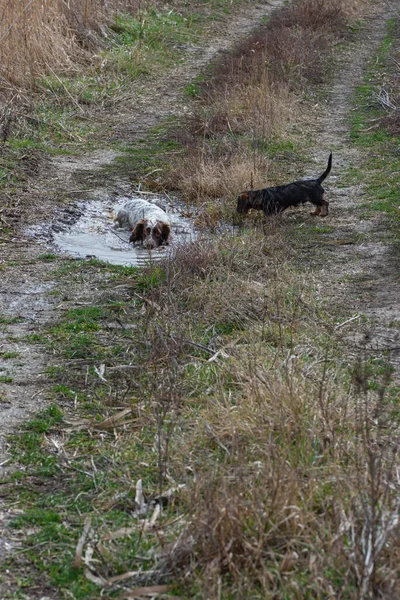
[315,152,332,184]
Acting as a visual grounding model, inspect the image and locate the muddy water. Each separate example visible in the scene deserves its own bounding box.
[50,195,195,266]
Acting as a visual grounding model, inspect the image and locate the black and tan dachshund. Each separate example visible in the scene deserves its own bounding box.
[237,153,332,218]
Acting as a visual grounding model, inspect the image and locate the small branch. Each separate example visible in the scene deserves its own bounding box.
[335,314,360,329]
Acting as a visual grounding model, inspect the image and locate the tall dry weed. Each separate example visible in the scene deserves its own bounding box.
[169,328,399,597]
[135,228,399,597]
[0,0,148,92]
[172,367,399,597]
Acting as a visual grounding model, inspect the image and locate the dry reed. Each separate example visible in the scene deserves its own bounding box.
[0,0,148,91]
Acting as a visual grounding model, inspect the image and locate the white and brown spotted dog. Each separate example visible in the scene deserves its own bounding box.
[115,199,171,250]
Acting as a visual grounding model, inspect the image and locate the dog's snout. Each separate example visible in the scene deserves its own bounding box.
[144,237,156,250]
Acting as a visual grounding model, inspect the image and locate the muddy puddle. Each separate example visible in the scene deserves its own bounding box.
[28,194,196,266]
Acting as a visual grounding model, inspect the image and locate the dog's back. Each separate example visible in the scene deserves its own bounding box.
[115,199,170,230]
[115,198,172,249]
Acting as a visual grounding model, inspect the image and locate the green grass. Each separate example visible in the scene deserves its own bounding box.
[26,404,64,434]
[46,308,112,359]
[110,8,197,63]
[308,224,335,234]
[263,137,305,159]
[25,260,146,367]
[0,315,25,325]
[37,253,59,262]
[184,76,207,97]
[0,351,20,359]
[2,362,180,597]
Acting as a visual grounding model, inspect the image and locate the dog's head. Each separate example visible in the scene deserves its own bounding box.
[130,219,171,249]
[236,192,252,214]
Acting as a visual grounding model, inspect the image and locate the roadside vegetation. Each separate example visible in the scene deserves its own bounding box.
[5,232,399,599]
[0,0,243,92]
[0,0,247,211]
[1,0,400,599]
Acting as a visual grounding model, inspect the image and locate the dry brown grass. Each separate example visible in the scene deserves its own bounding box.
[167,76,295,216]
[197,0,364,95]
[170,74,293,214]
[0,0,149,92]
[133,229,400,598]
[174,374,400,598]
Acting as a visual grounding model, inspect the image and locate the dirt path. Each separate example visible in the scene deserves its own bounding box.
[110,0,286,138]
[1,0,398,459]
[302,2,400,377]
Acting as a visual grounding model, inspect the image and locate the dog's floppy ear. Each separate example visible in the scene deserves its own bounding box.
[160,222,171,244]
[237,192,250,213]
[130,219,146,243]
[115,209,129,229]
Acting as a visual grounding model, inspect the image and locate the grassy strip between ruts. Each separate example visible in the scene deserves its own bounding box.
[1,2,400,600]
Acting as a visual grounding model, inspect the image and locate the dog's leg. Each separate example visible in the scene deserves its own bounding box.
[310,195,329,217]
[310,205,322,216]
[319,198,329,217]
